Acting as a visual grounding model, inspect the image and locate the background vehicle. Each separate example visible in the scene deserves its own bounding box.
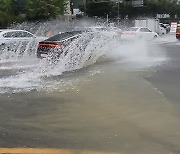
[134,19,166,35]
[0,29,36,45]
[159,24,167,35]
[0,29,46,55]
[121,27,158,41]
[164,23,170,33]
[160,23,170,33]
[176,24,180,40]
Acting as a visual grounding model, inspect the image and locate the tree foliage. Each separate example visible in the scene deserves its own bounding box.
[26,0,68,20]
[85,0,114,17]
[83,0,180,19]
[0,0,13,14]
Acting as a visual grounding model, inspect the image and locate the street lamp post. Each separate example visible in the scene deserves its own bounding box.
[83,0,86,17]
[116,0,123,26]
[117,1,120,26]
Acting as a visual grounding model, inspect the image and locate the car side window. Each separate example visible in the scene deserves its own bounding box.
[21,32,33,37]
[3,32,16,38]
[3,31,33,38]
[14,32,33,37]
[140,28,151,32]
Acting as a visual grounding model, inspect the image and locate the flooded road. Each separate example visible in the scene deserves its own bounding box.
[0,32,180,154]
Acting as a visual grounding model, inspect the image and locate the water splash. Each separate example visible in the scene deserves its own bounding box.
[0,21,167,93]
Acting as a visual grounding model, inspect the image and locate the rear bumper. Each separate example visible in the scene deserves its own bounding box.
[37,47,63,59]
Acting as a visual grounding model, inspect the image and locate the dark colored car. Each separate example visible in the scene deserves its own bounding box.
[37,31,82,59]
[176,25,180,40]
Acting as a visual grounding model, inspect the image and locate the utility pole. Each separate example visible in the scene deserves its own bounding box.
[116,0,123,26]
[117,1,120,26]
[83,0,86,17]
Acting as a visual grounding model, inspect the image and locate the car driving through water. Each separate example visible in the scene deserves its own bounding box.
[176,24,180,40]
[37,31,82,59]
[37,27,114,60]
[121,27,158,41]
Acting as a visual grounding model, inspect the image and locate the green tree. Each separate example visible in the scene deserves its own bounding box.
[0,0,23,28]
[144,0,180,18]
[82,0,180,19]
[0,0,13,14]
[80,0,113,17]
[26,0,68,20]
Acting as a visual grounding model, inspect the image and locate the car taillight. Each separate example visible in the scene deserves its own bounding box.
[38,43,62,48]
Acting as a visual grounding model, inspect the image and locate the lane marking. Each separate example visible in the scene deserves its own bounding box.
[0,148,120,154]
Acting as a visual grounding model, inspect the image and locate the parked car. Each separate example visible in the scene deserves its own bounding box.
[0,29,36,45]
[37,31,82,59]
[159,23,168,34]
[0,29,46,54]
[176,24,180,40]
[159,23,170,33]
[121,27,158,41]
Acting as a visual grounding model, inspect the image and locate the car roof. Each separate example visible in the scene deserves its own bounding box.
[129,27,148,29]
[126,27,152,30]
[0,29,33,33]
[1,29,23,31]
[44,31,82,42]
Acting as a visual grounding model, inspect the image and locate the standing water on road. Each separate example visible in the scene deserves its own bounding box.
[0,20,166,93]
[0,20,180,154]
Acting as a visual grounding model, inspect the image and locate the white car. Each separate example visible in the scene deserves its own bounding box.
[121,27,158,41]
[0,29,37,45]
[0,29,47,45]
[0,29,47,54]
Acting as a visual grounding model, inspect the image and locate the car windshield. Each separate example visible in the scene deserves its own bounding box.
[45,31,82,41]
[127,27,138,31]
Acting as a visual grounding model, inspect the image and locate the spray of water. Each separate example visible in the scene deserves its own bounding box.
[0,19,167,93]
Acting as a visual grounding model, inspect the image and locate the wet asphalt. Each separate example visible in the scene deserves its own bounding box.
[145,43,180,106]
[0,40,180,154]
